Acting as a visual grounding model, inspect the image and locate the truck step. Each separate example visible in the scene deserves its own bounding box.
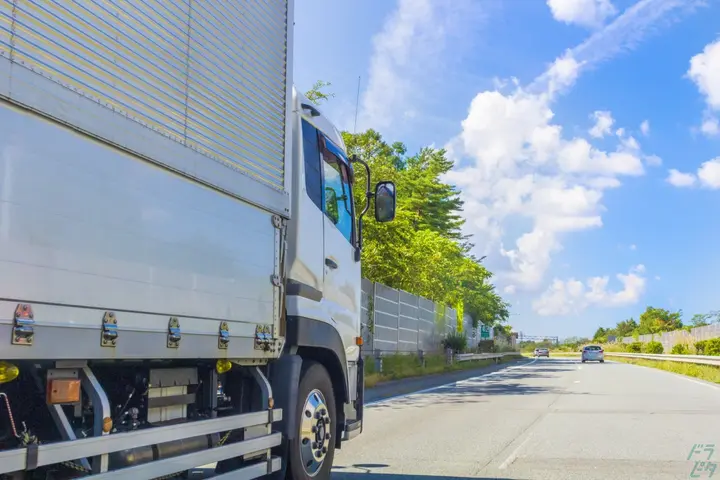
[343,419,362,441]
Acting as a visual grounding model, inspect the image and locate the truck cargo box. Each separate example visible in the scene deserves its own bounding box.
[0,1,292,360]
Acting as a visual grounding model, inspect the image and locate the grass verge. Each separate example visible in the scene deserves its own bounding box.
[609,356,720,385]
[364,353,520,388]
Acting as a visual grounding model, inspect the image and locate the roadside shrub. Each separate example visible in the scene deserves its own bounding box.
[603,343,627,353]
[476,340,495,353]
[695,340,707,355]
[626,342,642,353]
[706,338,720,356]
[671,343,688,354]
[643,341,664,354]
[441,331,468,353]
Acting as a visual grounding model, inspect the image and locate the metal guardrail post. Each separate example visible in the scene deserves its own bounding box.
[374,352,383,374]
[446,348,453,365]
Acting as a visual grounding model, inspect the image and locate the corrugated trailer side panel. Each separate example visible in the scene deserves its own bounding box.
[0,0,291,216]
[0,1,292,360]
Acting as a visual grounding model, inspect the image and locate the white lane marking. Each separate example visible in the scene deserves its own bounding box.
[573,380,580,383]
[498,432,534,470]
[680,376,720,391]
[577,366,583,370]
[613,359,720,392]
[365,357,539,406]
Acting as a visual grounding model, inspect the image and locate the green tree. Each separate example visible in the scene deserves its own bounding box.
[592,327,607,341]
[614,318,638,337]
[637,306,683,334]
[305,80,335,105]
[690,314,710,327]
[690,311,720,327]
[341,128,510,330]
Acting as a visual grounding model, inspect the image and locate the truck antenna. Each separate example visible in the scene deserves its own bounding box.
[354,75,361,134]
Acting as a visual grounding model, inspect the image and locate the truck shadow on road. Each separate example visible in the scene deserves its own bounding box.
[367,380,563,409]
[332,465,520,480]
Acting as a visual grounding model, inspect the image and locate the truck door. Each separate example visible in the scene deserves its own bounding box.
[319,135,361,359]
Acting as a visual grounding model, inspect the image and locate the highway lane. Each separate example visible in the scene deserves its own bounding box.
[332,357,720,480]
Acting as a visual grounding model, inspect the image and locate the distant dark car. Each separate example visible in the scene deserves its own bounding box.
[582,345,605,363]
[534,348,549,358]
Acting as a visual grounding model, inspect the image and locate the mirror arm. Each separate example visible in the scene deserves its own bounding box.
[350,155,372,262]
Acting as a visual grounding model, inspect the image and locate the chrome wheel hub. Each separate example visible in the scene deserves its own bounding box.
[299,389,331,477]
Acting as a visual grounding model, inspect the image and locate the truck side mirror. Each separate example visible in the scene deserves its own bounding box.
[374,181,396,223]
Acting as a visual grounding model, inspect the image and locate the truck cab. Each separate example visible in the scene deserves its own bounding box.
[276,89,395,478]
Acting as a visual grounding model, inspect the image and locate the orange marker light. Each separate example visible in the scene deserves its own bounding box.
[355,336,363,346]
[47,379,81,404]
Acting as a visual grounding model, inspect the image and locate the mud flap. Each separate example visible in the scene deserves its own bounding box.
[268,354,302,479]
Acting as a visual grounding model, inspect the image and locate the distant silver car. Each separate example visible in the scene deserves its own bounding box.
[534,348,549,357]
[581,345,605,363]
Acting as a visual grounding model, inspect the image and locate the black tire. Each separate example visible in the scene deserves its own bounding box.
[600,360,605,363]
[287,361,337,480]
[581,360,586,363]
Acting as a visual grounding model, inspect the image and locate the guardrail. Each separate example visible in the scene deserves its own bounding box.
[455,352,523,362]
[604,352,720,366]
[548,351,720,366]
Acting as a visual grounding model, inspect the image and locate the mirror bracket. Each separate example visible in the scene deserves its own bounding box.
[350,155,373,263]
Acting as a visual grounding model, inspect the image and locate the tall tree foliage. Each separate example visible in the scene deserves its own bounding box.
[305,80,335,105]
[343,129,510,329]
[595,307,685,341]
[304,81,511,330]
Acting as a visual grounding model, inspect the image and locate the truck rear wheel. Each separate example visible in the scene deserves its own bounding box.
[287,360,337,480]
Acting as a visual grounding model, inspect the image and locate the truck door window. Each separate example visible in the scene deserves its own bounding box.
[301,119,323,210]
[320,139,354,244]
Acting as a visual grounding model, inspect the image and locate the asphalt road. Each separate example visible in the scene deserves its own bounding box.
[332,357,720,480]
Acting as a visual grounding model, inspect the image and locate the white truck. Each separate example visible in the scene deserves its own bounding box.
[0,2,396,479]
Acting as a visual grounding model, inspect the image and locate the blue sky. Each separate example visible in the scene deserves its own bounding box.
[293,0,720,339]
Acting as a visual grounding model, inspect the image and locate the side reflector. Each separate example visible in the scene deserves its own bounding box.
[216,359,232,374]
[0,362,19,384]
[47,379,81,404]
[355,336,363,346]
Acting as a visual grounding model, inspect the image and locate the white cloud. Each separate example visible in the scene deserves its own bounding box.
[445,87,648,290]
[700,117,720,137]
[688,38,720,110]
[359,0,438,131]
[530,0,706,97]
[655,275,661,281]
[632,264,646,274]
[358,0,482,132]
[629,244,637,250]
[546,53,583,96]
[688,38,720,137]
[533,265,647,316]
[589,110,614,138]
[666,157,720,189]
[640,120,650,136]
[547,0,617,28]
[697,158,720,189]
[443,0,692,293]
[504,285,517,295]
[644,154,663,167]
[666,169,697,187]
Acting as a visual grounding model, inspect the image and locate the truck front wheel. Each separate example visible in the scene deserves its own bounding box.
[287,360,337,479]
